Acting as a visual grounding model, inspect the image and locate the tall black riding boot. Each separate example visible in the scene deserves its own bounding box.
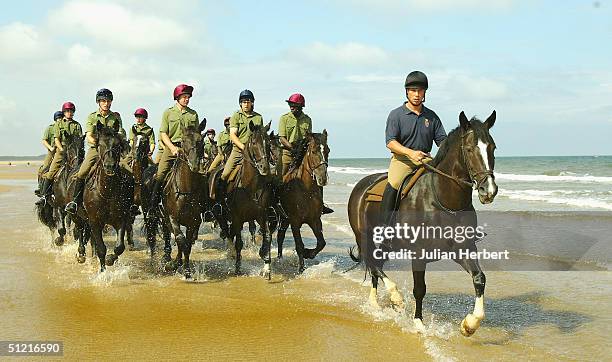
[65,178,85,215]
[379,184,398,227]
[34,178,52,206]
[320,186,334,214]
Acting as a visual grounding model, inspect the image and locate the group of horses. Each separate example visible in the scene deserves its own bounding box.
[35,110,500,337]
[36,120,331,280]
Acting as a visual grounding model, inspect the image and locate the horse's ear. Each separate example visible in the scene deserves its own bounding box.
[323,129,328,138]
[485,110,496,129]
[131,125,137,136]
[198,118,207,133]
[459,111,470,131]
[249,120,255,131]
[269,130,275,137]
[264,120,271,133]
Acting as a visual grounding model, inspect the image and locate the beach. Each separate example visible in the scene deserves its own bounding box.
[1,158,611,361]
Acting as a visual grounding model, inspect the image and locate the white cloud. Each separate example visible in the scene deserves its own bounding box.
[287,42,389,67]
[345,0,514,12]
[49,1,191,51]
[0,22,53,62]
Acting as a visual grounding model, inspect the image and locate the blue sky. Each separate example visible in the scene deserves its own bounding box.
[0,0,610,157]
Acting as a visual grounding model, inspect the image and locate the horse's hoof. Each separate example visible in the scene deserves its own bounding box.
[303,248,318,259]
[184,269,193,280]
[460,315,480,337]
[165,260,178,272]
[163,253,172,263]
[76,254,86,264]
[414,319,426,334]
[105,254,118,266]
[128,243,136,251]
[260,263,271,280]
[54,236,64,246]
[277,254,283,260]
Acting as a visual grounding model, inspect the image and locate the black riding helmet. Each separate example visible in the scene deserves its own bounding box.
[53,111,64,120]
[404,71,428,90]
[238,89,254,103]
[96,88,113,102]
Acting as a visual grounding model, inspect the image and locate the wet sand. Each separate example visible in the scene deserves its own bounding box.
[1,164,611,361]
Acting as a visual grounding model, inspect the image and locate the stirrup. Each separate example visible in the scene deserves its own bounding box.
[130,204,141,217]
[322,204,334,215]
[35,196,47,206]
[65,201,78,214]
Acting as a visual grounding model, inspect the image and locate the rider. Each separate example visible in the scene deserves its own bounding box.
[35,111,63,195]
[65,88,129,215]
[217,90,264,199]
[278,93,333,214]
[203,128,216,159]
[207,116,231,173]
[124,108,155,165]
[35,105,82,204]
[147,84,200,215]
[381,71,447,224]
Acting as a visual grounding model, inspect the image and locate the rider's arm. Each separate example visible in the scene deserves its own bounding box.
[42,139,53,152]
[278,115,292,150]
[386,140,427,163]
[54,137,63,152]
[86,132,96,147]
[229,128,244,151]
[161,132,178,155]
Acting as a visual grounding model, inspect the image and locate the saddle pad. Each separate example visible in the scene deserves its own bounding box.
[365,166,427,203]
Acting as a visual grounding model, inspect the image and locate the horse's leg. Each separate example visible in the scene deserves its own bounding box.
[290,223,306,274]
[369,275,380,309]
[374,262,405,310]
[456,255,486,337]
[144,215,157,258]
[76,220,87,264]
[233,223,244,275]
[92,224,106,273]
[127,225,134,251]
[106,225,126,266]
[166,217,184,272]
[54,210,67,246]
[183,225,197,280]
[258,216,271,280]
[276,217,289,259]
[303,218,326,259]
[248,220,257,247]
[162,218,172,263]
[412,261,427,332]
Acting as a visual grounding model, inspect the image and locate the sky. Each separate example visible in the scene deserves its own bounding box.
[0,0,611,157]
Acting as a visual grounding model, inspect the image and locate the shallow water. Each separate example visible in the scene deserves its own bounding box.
[1,165,610,360]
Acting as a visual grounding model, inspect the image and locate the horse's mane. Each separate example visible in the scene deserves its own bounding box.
[288,136,311,170]
[431,117,490,167]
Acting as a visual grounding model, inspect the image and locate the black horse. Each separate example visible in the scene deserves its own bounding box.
[276,131,330,273]
[35,134,89,250]
[348,111,498,336]
[81,124,133,272]
[212,122,274,278]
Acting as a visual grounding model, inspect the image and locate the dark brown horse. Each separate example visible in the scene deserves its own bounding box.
[276,131,330,273]
[36,134,88,249]
[213,121,274,278]
[156,125,204,279]
[126,128,162,255]
[348,111,498,336]
[81,124,133,272]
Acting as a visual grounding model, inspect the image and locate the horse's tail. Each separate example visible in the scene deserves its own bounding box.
[349,245,361,263]
[35,202,57,229]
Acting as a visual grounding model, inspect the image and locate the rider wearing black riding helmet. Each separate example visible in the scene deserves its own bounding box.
[381,71,447,223]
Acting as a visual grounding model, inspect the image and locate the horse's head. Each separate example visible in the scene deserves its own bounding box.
[96,123,127,176]
[246,120,271,176]
[267,130,283,176]
[131,126,150,164]
[180,124,204,173]
[458,110,498,204]
[306,130,330,186]
[64,133,85,169]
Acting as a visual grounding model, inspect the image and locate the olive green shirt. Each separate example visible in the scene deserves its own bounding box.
[53,118,83,146]
[42,124,56,146]
[159,104,199,143]
[217,129,231,150]
[278,111,312,144]
[129,123,155,146]
[203,136,215,156]
[85,110,126,147]
[229,110,264,145]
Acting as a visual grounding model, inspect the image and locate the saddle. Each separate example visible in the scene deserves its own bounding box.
[209,164,242,199]
[365,166,427,204]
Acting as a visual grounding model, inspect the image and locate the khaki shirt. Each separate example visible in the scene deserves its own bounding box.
[229,110,264,145]
[42,124,56,145]
[217,129,231,150]
[203,136,215,156]
[85,110,126,147]
[278,111,312,144]
[129,123,155,146]
[159,104,199,143]
[54,118,83,146]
